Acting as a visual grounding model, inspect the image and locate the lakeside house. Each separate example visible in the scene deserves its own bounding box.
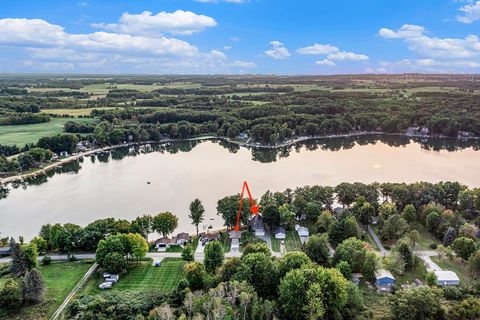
[238,132,248,140]
[434,270,460,286]
[229,230,242,249]
[250,215,265,237]
[155,237,175,251]
[406,126,429,137]
[200,231,220,246]
[176,232,191,246]
[375,269,395,292]
[295,224,309,244]
[274,227,286,239]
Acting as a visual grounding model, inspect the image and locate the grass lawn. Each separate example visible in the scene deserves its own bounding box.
[0,261,93,320]
[0,118,97,146]
[81,258,185,296]
[166,245,183,253]
[431,256,472,283]
[270,234,281,252]
[360,285,390,319]
[40,108,115,117]
[285,230,302,252]
[409,221,440,250]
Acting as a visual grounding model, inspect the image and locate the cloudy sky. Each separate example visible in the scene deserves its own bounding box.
[0,0,480,74]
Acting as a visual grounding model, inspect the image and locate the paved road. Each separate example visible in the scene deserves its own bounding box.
[367,225,387,255]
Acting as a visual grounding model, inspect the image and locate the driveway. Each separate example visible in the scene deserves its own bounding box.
[367,225,387,255]
[417,252,442,271]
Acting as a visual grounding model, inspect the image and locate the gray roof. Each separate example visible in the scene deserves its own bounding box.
[176,232,191,241]
[250,215,264,229]
[434,271,459,282]
[375,269,395,280]
[274,227,286,234]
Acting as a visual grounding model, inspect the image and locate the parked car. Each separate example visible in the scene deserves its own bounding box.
[99,282,113,290]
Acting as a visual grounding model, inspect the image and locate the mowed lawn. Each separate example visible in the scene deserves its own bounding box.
[0,118,97,146]
[285,230,302,252]
[0,261,94,319]
[409,221,441,250]
[82,258,185,296]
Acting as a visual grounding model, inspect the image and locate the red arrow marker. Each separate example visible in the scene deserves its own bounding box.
[234,181,259,231]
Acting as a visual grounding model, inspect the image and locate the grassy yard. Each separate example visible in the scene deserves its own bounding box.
[270,234,281,252]
[0,261,93,320]
[166,245,183,253]
[395,259,428,286]
[0,118,97,146]
[285,230,302,252]
[81,258,185,296]
[40,108,115,117]
[431,256,472,283]
[409,221,440,250]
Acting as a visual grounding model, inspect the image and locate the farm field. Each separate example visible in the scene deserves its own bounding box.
[40,108,114,116]
[0,117,97,146]
[81,258,185,296]
[0,261,94,319]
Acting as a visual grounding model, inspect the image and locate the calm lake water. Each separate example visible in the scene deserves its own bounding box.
[2,136,480,240]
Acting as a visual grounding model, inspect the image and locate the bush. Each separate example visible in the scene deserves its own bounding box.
[0,262,11,276]
[42,256,52,265]
[443,286,463,300]
[430,243,438,249]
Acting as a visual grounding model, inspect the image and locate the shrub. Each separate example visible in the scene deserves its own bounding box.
[42,256,52,265]
[443,286,463,300]
[430,243,438,249]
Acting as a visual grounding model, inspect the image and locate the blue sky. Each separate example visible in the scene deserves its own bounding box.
[0,0,479,74]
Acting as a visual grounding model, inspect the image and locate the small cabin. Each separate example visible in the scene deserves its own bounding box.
[434,270,460,287]
[274,227,286,239]
[250,215,265,237]
[375,269,396,291]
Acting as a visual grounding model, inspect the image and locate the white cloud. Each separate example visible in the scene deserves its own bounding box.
[378,58,480,73]
[229,60,256,68]
[92,10,217,36]
[297,43,339,55]
[265,41,291,59]
[316,59,336,66]
[223,45,232,50]
[327,51,369,61]
[457,1,480,23]
[0,17,237,73]
[378,24,480,59]
[297,42,369,64]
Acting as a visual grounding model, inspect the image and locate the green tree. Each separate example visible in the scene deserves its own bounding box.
[23,244,39,272]
[10,239,27,277]
[443,227,457,247]
[30,236,47,254]
[184,262,206,291]
[242,242,271,257]
[395,238,415,270]
[152,212,178,237]
[452,237,476,261]
[0,279,22,309]
[189,199,205,236]
[204,241,224,273]
[383,250,406,276]
[381,214,408,241]
[425,271,437,286]
[235,252,279,299]
[408,230,420,251]
[450,297,480,320]
[217,195,251,229]
[127,233,148,263]
[426,211,441,233]
[103,252,127,274]
[335,260,352,279]
[181,244,194,262]
[303,233,330,265]
[401,204,417,222]
[21,268,45,304]
[278,251,312,278]
[130,215,152,240]
[316,210,334,233]
[388,286,444,320]
[467,250,480,279]
[334,237,367,273]
[262,204,281,229]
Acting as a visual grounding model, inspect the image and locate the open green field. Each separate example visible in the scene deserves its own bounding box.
[0,261,94,320]
[431,256,472,283]
[40,108,115,117]
[82,259,185,296]
[0,117,97,146]
[285,230,302,252]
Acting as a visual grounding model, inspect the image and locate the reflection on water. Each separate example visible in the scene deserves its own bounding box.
[1,135,480,239]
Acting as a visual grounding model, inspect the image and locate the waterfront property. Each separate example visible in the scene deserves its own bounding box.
[274,227,286,239]
[200,231,220,245]
[434,270,460,286]
[250,215,265,237]
[229,230,242,249]
[295,225,309,244]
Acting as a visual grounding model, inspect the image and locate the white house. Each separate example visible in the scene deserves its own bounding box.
[295,225,309,244]
[434,270,460,286]
[155,237,175,251]
[229,230,242,249]
[274,227,286,239]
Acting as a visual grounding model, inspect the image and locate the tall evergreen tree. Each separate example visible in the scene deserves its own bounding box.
[9,239,27,277]
[22,268,45,304]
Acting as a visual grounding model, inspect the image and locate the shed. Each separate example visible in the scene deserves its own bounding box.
[229,230,241,249]
[375,269,396,286]
[434,270,460,286]
[274,227,286,239]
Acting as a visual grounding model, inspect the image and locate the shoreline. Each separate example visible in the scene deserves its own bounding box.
[1,131,479,185]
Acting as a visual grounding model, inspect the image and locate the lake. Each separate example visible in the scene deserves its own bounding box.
[1,136,480,240]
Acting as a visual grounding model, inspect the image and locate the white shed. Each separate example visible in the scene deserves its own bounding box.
[434,271,460,286]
